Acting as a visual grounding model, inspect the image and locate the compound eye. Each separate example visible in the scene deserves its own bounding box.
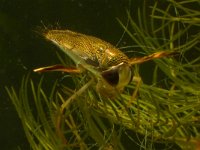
[101,69,119,86]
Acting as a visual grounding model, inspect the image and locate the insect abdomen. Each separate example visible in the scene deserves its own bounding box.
[45,30,129,70]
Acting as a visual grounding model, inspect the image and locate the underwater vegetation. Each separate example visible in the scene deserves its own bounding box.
[6,1,200,150]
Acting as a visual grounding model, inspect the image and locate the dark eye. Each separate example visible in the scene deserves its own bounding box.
[101,69,119,86]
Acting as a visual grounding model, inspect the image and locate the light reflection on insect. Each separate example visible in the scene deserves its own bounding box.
[34,30,175,98]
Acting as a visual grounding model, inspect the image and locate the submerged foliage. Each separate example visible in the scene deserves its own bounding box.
[7,1,200,150]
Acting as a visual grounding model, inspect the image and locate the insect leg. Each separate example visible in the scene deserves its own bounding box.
[128,51,177,65]
[56,78,94,144]
[127,76,142,107]
[33,64,82,73]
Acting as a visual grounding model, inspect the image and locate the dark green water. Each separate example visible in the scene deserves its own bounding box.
[0,0,187,149]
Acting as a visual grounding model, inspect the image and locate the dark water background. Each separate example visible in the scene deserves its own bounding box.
[0,0,182,149]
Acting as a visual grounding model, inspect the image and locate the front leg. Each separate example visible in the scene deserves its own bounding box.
[127,76,142,107]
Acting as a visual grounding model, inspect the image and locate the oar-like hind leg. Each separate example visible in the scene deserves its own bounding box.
[34,64,82,73]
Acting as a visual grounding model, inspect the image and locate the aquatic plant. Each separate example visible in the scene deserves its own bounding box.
[6,0,200,149]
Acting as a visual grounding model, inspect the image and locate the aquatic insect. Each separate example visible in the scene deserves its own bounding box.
[34,30,175,98]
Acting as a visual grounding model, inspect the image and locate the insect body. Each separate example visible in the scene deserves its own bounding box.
[34,30,175,97]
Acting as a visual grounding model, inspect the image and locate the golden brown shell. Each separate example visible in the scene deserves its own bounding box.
[45,30,129,71]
